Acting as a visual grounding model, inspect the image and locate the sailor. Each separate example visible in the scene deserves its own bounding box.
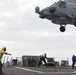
[72,55,76,69]
[38,53,47,67]
[0,47,11,75]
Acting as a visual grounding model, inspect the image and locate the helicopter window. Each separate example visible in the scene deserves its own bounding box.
[58,1,66,8]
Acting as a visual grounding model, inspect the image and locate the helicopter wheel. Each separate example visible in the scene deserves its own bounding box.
[60,26,66,32]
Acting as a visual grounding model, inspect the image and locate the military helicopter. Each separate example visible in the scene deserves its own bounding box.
[35,0,76,32]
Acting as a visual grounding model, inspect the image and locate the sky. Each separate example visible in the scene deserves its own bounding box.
[0,0,76,65]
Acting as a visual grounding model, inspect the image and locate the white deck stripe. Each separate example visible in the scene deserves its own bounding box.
[72,71,76,73]
[15,67,76,74]
[15,67,43,73]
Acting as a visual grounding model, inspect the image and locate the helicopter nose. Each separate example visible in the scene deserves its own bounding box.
[39,15,45,18]
[39,11,49,18]
[49,7,56,13]
[39,12,45,18]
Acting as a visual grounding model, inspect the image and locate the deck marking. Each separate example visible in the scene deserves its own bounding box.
[15,67,76,74]
[15,67,43,73]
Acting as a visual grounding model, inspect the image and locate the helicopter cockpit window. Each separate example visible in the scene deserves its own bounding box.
[58,1,66,8]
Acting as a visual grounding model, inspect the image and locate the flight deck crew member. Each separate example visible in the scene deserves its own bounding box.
[38,53,47,67]
[0,47,11,75]
[72,55,76,69]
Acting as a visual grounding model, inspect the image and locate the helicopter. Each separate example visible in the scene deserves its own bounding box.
[35,0,76,32]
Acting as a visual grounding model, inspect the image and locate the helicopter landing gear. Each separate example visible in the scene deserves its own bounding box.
[59,25,66,32]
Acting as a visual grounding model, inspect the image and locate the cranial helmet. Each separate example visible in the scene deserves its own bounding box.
[2,47,6,51]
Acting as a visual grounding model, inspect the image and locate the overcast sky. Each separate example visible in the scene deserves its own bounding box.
[0,0,76,64]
